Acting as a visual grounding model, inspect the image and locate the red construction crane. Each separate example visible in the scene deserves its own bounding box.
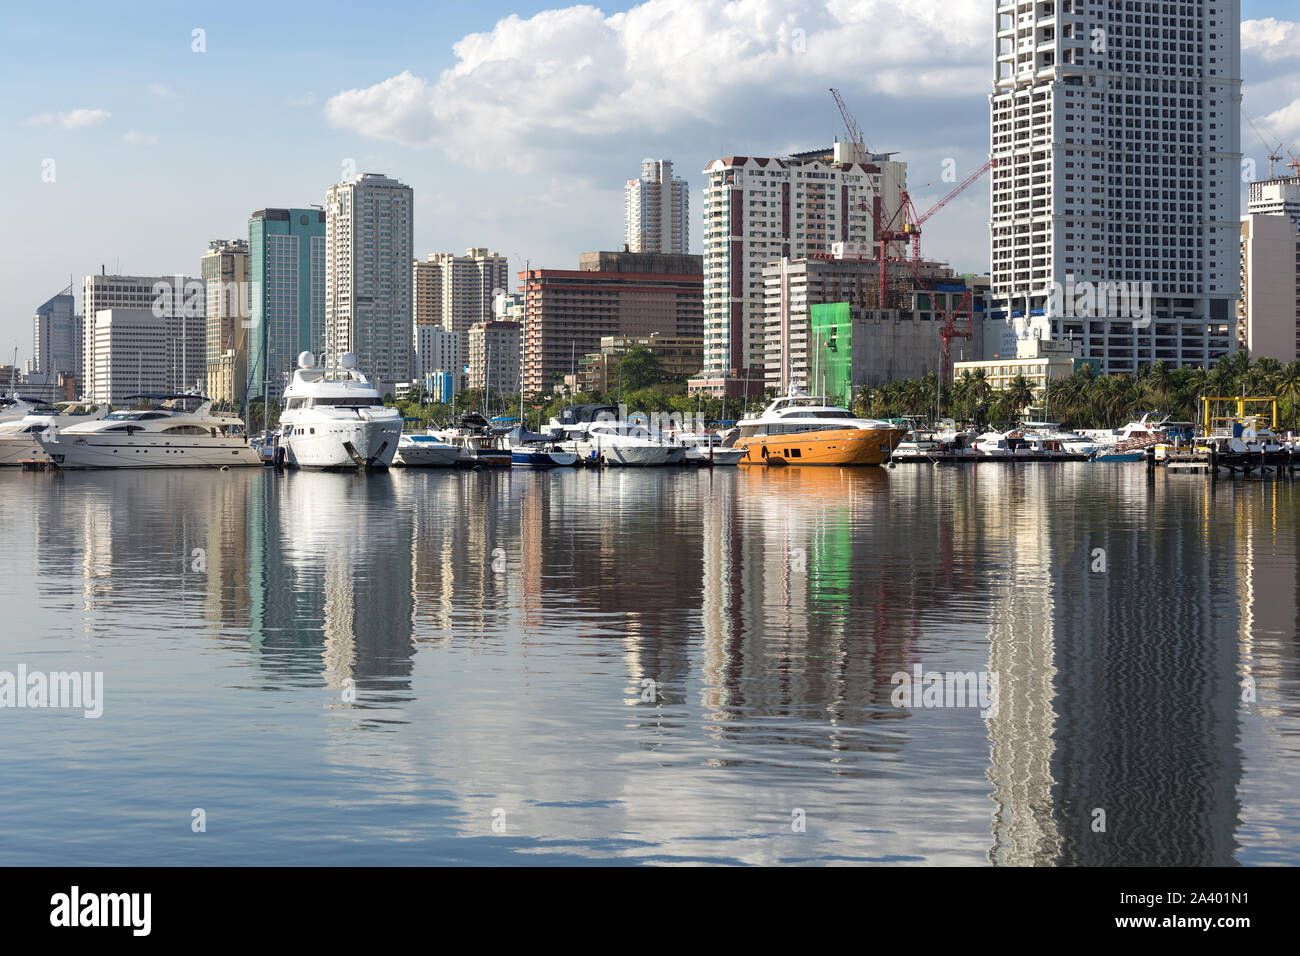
[856,159,996,387]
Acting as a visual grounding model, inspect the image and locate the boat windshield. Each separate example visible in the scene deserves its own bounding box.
[311,397,383,407]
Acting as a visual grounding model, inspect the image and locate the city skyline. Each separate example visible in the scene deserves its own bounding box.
[5,0,1297,362]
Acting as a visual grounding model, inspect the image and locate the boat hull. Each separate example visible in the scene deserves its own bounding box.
[735,427,906,466]
[0,436,44,465]
[281,419,400,469]
[683,446,744,466]
[512,449,578,467]
[394,440,460,467]
[36,435,262,469]
[576,440,676,466]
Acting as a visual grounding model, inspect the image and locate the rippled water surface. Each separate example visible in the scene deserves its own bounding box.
[1,464,1297,865]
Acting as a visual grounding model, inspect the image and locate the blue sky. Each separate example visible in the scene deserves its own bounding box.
[3,0,1299,361]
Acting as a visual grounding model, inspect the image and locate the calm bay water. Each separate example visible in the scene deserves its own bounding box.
[1,463,1297,865]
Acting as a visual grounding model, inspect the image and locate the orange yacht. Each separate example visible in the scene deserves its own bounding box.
[733,389,908,466]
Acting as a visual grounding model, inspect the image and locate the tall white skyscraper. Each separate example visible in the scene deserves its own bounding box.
[625,159,689,255]
[325,173,414,390]
[990,0,1241,372]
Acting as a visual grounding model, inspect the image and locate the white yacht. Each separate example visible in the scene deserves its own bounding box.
[548,406,679,466]
[35,394,261,468]
[430,413,512,467]
[394,433,461,467]
[1020,421,1098,457]
[675,430,744,466]
[278,352,401,469]
[0,396,38,424]
[0,401,109,464]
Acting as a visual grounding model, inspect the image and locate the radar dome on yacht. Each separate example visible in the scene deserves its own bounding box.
[297,351,316,369]
[340,352,358,369]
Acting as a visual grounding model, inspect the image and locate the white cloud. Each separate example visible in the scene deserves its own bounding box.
[325,0,986,172]
[24,108,111,129]
[148,83,174,97]
[1242,17,1297,63]
[285,93,317,107]
[121,131,158,146]
[1242,19,1300,145]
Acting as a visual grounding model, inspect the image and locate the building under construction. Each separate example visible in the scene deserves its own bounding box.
[764,243,987,393]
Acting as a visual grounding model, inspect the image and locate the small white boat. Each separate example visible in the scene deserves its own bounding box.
[278,352,401,469]
[574,421,679,466]
[0,401,109,464]
[506,425,578,467]
[394,433,461,467]
[35,394,261,469]
[548,404,678,466]
[431,413,512,467]
[675,430,743,466]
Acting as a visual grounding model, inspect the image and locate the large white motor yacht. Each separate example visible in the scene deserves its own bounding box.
[278,352,401,469]
[35,394,261,468]
[0,401,109,464]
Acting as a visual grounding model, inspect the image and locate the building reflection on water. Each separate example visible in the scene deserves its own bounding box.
[15,462,1300,863]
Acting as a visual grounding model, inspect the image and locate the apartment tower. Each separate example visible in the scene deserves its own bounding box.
[625,159,689,255]
[200,238,249,405]
[696,144,907,397]
[325,173,414,391]
[990,0,1241,372]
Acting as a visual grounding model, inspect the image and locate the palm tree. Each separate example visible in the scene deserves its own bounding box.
[969,368,991,426]
[1002,374,1036,422]
[1146,359,1173,410]
[1276,360,1300,434]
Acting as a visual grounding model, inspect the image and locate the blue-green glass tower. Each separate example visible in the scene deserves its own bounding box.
[248,208,326,403]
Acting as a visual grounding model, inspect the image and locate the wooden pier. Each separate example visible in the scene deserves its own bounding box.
[1148,445,1297,477]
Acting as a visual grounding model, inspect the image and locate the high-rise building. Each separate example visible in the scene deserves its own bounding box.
[413,248,509,335]
[521,251,704,393]
[201,239,249,405]
[33,287,81,379]
[697,144,907,396]
[414,324,462,385]
[325,173,414,392]
[248,208,326,402]
[1238,176,1300,362]
[82,272,204,403]
[91,309,170,404]
[625,159,689,255]
[467,320,520,393]
[412,254,447,328]
[989,0,1241,373]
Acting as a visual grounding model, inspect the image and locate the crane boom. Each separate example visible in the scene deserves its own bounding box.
[915,158,998,228]
[1245,111,1284,178]
[829,88,871,154]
